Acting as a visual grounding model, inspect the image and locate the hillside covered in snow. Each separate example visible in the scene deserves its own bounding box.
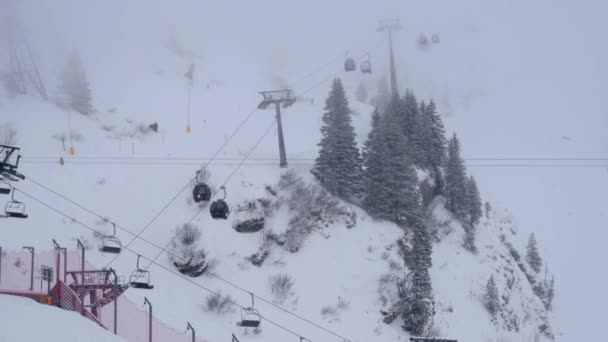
[2,0,607,341]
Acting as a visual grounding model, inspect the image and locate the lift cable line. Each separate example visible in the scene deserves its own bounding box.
[21,46,378,342]
[23,54,370,342]
[19,160,608,168]
[100,42,382,270]
[21,156,608,161]
[24,173,351,342]
[13,188,313,342]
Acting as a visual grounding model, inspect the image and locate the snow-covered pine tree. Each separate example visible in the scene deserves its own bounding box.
[444,133,468,219]
[60,51,93,115]
[463,225,478,254]
[355,82,368,103]
[426,100,447,168]
[381,97,420,224]
[400,90,425,166]
[484,275,500,316]
[312,78,363,201]
[544,275,555,310]
[526,233,543,273]
[362,110,392,219]
[416,100,435,169]
[401,216,434,335]
[466,175,483,226]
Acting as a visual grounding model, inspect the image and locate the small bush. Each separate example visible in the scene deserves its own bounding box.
[269,273,294,303]
[321,305,339,319]
[205,292,233,314]
[169,223,210,277]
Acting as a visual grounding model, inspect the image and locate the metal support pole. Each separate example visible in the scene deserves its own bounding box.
[388,29,398,97]
[274,103,288,168]
[77,239,85,315]
[22,246,34,291]
[0,246,2,288]
[53,240,60,285]
[186,322,195,342]
[144,297,152,342]
[60,247,67,282]
[258,90,294,168]
[378,19,402,97]
[187,86,192,133]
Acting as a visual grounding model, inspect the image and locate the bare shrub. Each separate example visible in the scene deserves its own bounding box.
[321,305,339,319]
[269,273,294,303]
[169,223,210,277]
[205,292,233,314]
[337,297,350,310]
[277,170,356,252]
[321,297,350,322]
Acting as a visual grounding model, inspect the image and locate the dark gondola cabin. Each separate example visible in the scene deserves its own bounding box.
[344,58,356,72]
[193,183,211,202]
[210,199,229,219]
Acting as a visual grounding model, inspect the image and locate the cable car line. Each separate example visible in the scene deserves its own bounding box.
[100,40,383,269]
[20,160,608,167]
[22,156,608,161]
[23,173,351,341]
[14,187,322,342]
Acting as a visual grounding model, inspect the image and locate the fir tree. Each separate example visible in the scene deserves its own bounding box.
[463,176,482,253]
[484,275,500,316]
[526,233,543,273]
[380,97,420,224]
[544,275,555,311]
[400,90,425,165]
[60,51,93,115]
[416,100,434,169]
[444,134,468,219]
[355,83,368,103]
[466,175,483,226]
[362,110,391,219]
[426,100,447,168]
[312,78,363,201]
[401,216,434,335]
[463,225,477,254]
[362,98,420,224]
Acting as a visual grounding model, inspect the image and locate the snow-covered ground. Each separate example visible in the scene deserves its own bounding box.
[1,0,606,341]
[0,294,123,341]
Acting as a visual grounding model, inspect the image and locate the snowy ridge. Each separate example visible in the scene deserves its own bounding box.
[0,1,570,339]
[429,199,552,341]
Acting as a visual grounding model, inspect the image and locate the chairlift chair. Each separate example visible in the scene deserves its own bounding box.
[129,255,154,289]
[0,179,10,195]
[344,52,356,72]
[210,186,229,220]
[100,223,122,254]
[237,293,261,328]
[4,189,27,219]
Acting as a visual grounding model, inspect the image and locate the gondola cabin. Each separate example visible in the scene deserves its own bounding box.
[344,58,356,72]
[210,199,229,219]
[193,183,212,203]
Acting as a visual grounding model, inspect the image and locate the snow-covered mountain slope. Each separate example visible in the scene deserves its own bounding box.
[2,0,606,341]
[0,295,124,341]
